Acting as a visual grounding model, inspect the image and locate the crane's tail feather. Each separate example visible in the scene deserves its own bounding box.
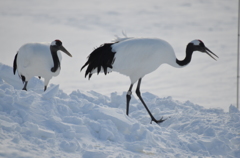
[81,43,116,79]
[13,52,18,75]
[13,52,27,84]
[112,31,132,43]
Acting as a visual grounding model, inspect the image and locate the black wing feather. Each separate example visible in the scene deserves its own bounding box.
[13,52,18,75]
[13,52,26,84]
[81,43,116,79]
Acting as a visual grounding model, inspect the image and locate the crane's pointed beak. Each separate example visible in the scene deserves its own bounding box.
[205,47,218,60]
[60,46,72,57]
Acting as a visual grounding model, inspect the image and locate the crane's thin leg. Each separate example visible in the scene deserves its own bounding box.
[126,84,133,115]
[44,79,49,92]
[22,81,28,91]
[135,78,166,124]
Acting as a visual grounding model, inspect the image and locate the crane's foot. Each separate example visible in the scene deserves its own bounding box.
[150,116,167,124]
[22,88,27,91]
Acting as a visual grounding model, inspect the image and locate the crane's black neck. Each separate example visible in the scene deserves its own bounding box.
[176,43,194,66]
[50,46,60,72]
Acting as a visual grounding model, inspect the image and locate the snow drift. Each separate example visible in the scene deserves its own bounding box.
[0,63,239,158]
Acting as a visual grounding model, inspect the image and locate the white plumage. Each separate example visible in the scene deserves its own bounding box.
[81,36,218,124]
[17,43,61,80]
[13,40,72,91]
[112,38,180,83]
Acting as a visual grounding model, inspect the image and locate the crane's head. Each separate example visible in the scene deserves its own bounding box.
[50,40,72,57]
[190,40,218,60]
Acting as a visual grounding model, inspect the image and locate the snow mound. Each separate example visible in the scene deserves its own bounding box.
[0,63,239,157]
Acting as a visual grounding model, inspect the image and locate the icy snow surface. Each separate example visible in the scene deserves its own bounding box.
[0,0,238,111]
[0,63,240,157]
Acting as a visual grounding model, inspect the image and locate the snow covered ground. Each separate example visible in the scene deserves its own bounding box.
[0,63,240,157]
[0,0,238,111]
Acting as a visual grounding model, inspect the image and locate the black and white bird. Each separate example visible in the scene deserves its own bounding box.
[13,40,72,91]
[81,36,218,124]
